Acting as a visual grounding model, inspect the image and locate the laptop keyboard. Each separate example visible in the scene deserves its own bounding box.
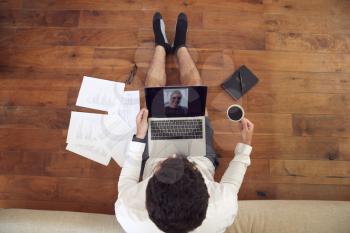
[150,119,203,140]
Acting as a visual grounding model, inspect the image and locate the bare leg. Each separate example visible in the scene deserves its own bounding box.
[145,46,167,87]
[176,47,202,86]
[177,47,208,115]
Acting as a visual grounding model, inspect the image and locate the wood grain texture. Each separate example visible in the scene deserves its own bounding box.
[265,14,350,34]
[138,29,265,50]
[292,114,350,137]
[266,32,350,53]
[233,50,350,73]
[238,182,350,200]
[22,0,143,11]
[0,0,22,9]
[270,160,350,178]
[0,0,349,214]
[79,10,203,29]
[14,28,138,47]
[0,10,80,28]
[248,92,350,114]
[263,0,350,17]
[214,134,341,160]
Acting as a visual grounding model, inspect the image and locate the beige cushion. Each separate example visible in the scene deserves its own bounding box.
[227,200,350,233]
[0,200,349,233]
[0,209,124,233]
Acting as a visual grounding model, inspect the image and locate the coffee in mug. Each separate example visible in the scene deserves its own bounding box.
[227,104,245,122]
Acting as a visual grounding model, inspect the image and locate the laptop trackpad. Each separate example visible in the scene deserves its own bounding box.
[149,140,190,158]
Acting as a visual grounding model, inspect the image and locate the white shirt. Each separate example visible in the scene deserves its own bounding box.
[115,141,252,233]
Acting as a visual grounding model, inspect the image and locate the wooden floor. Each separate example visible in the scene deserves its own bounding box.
[1,0,350,214]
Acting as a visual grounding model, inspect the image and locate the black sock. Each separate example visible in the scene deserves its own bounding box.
[173,12,188,54]
[153,12,171,54]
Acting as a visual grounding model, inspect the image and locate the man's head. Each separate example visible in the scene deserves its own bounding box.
[146,156,209,233]
[169,90,182,108]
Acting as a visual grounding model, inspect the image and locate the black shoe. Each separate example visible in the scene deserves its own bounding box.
[173,12,188,54]
[153,12,171,54]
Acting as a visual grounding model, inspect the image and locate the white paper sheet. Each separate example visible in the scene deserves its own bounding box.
[66,76,141,167]
[66,143,111,166]
[66,111,132,166]
[76,76,125,112]
[109,90,140,133]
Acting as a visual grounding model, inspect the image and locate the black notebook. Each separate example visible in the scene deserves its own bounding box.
[221,65,259,100]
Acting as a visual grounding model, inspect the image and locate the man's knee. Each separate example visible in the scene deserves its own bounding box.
[145,78,166,87]
[182,78,202,86]
[145,76,166,87]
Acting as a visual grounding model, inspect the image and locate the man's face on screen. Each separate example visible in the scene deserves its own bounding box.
[170,93,182,107]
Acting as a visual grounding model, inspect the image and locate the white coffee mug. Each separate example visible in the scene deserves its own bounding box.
[226,104,245,122]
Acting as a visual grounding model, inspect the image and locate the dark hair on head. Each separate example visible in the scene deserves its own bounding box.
[146,156,209,233]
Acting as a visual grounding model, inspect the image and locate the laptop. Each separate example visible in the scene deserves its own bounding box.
[145,86,208,158]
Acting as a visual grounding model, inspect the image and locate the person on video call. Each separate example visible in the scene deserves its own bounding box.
[115,12,254,233]
[165,90,188,117]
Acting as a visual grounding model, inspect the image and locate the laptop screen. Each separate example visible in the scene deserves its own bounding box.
[145,86,207,118]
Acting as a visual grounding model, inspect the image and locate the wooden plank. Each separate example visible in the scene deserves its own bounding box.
[79,10,203,30]
[0,28,15,47]
[214,134,339,160]
[0,90,68,107]
[93,47,147,68]
[248,92,350,114]
[141,0,264,13]
[93,47,225,70]
[0,0,22,9]
[0,66,135,90]
[245,113,293,135]
[251,70,350,94]
[265,14,350,34]
[339,139,350,161]
[0,151,47,177]
[0,70,82,91]
[0,128,65,151]
[0,107,70,129]
[215,158,269,182]
[0,199,114,214]
[0,47,16,66]
[266,32,350,53]
[57,177,117,204]
[0,175,117,204]
[9,46,94,69]
[264,0,350,17]
[293,114,350,137]
[244,174,350,186]
[46,152,121,179]
[22,0,142,10]
[270,160,350,178]
[138,29,265,50]
[239,182,350,200]
[0,151,121,179]
[210,111,293,135]
[0,10,80,28]
[233,50,350,73]
[0,175,58,201]
[15,28,138,47]
[203,11,264,32]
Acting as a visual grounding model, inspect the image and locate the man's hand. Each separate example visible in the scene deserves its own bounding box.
[238,118,254,145]
[136,108,149,139]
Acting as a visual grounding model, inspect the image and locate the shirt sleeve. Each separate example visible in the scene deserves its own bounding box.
[220,143,252,194]
[117,139,146,196]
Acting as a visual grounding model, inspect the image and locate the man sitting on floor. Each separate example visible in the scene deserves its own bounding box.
[115,12,254,233]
